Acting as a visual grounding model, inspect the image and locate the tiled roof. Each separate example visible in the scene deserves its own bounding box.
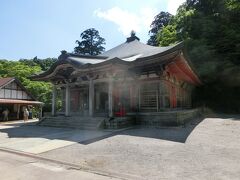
[0,77,40,101]
[0,77,14,88]
[101,39,181,61]
[0,99,43,105]
[31,39,184,80]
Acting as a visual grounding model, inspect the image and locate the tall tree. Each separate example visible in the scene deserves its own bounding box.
[147,12,173,46]
[74,28,106,55]
[155,0,240,112]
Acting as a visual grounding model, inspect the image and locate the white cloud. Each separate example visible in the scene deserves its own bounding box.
[94,0,185,37]
[140,7,157,27]
[94,7,157,37]
[167,0,185,15]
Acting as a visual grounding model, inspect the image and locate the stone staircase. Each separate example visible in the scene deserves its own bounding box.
[38,116,106,130]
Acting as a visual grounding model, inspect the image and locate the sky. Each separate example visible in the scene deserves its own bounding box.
[0,0,185,60]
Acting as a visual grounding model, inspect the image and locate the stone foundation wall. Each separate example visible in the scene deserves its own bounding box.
[137,109,201,127]
[104,117,135,129]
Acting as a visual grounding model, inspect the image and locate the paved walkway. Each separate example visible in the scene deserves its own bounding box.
[0,119,39,125]
[0,120,113,154]
[0,150,120,180]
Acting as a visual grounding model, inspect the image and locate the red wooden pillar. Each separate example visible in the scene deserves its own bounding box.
[113,85,120,107]
[170,86,177,108]
[173,87,177,108]
[129,85,134,111]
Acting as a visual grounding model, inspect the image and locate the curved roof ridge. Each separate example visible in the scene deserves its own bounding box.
[68,53,108,59]
[101,40,183,61]
[31,40,184,80]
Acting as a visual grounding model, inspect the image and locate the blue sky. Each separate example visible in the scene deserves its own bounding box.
[0,0,184,60]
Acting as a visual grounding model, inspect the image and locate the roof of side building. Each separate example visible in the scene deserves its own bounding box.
[0,77,15,88]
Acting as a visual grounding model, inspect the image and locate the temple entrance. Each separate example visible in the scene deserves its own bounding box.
[113,83,131,116]
[70,87,89,115]
[95,83,108,113]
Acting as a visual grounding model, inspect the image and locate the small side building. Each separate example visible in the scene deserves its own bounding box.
[0,77,43,121]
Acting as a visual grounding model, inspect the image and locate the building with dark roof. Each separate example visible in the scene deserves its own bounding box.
[0,77,43,120]
[32,34,201,128]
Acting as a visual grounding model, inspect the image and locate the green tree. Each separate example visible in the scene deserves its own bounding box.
[157,24,178,46]
[19,57,57,71]
[74,28,106,55]
[147,12,173,46]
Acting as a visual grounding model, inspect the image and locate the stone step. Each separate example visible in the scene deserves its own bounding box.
[40,120,98,124]
[40,123,97,127]
[45,118,102,122]
[38,116,104,130]
[40,122,99,127]
[42,120,100,124]
[40,120,100,125]
[41,123,97,129]
[40,124,97,130]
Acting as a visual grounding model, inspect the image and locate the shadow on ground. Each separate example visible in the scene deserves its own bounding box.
[117,116,205,143]
[0,115,210,145]
[80,116,206,144]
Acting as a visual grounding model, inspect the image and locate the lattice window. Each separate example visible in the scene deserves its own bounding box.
[159,81,170,108]
[140,83,158,111]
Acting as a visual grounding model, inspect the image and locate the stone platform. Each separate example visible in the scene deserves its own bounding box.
[38,116,106,130]
[135,108,201,127]
[39,109,201,130]
[104,117,135,129]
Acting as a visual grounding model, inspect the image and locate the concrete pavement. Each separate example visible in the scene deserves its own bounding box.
[0,150,120,180]
[0,121,113,154]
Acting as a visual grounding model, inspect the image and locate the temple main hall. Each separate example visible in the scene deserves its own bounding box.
[32,35,201,128]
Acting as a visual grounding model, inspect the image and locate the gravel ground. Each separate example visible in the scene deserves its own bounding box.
[40,116,240,180]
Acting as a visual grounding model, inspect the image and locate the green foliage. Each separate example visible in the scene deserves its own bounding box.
[0,60,40,81]
[226,0,240,10]
[157,25,178,46]
[182,0,240,65]
[19,56,57,71]
[147,12,173,46]
[74,28,106,55]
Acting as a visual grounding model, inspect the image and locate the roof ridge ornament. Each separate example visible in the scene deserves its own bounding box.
[126,30,140,43]
[58,50,69,61]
